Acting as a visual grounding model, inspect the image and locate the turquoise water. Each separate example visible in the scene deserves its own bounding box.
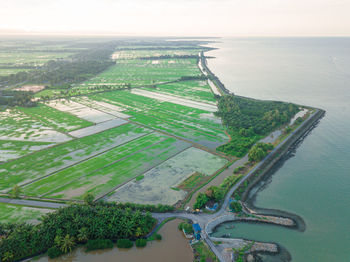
[208,38,350,261]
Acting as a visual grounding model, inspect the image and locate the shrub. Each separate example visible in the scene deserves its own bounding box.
[47,246,64,259]
[230,201,242,213]
[83,193,94,205]
[117,239,133,249]
[135,239,147,248]
[155,234,162,240]
[193,193,209,209]
[86,239,113,251]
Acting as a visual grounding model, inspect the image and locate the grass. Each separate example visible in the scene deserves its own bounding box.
[192,241,219,262]
[0,140,53,161]
[18,103,93,133]
[0,123,150,192]
[0,202,52,224]
[177,172,206,191]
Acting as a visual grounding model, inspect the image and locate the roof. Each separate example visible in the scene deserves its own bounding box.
[193,223,201,232]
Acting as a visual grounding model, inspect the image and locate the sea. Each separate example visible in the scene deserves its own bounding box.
[208,37,350,262]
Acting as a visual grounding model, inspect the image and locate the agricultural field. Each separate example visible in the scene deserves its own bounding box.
[78,58,201,89]
[0,123,151,192]
[0,202,52,224]
[18,103,93,133]
[112,49,200,59]
[91,90,228,148]
[0,108,72,143]
[107,147,228,205]
[144,80,217,104]
[23,134,190,200]
[0,140,53,162]
[0,39,233,220]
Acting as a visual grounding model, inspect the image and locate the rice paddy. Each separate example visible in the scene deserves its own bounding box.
[1,42,231,216]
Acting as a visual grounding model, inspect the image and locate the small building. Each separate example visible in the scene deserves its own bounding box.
[192,223,201,240]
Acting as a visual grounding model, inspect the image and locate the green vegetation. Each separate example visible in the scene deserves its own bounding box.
[117,239,134,249]
[0,202,50,224]
[0,203,156,261]
[135,238,147,247]
[215,95,298,156]
[0,42,116,89]
[230,201,243,213]
[0,123,149,191]
[193,174,243,209]
[193,241,219,262]
[18,103,92,132]
[136,175,144,181]
[177,172,206,191]
[248,143,274,162]
[178,222,194,234]
[86,239,114,251]
[0,90,37,107]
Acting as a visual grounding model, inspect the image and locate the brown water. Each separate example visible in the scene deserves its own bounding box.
[33,219,193,262]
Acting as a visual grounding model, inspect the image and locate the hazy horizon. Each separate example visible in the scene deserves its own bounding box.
[1,0,349,37]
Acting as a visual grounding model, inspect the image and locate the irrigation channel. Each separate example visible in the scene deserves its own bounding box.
[3,105,324,262]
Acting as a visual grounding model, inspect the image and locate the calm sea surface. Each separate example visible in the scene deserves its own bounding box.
[208,38,350,262]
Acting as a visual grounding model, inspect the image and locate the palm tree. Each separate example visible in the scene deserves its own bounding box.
[77,227,88,243]
[60,234,76,253]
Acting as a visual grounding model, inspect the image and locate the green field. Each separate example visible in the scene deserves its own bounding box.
[113,49,200,59]
[144,80,217,104]
[0,140,53,162]
[78,58,201,89]
[0,123,151,192]
[91,90,228,148]
[18,103,93,133]
[23,134,190,200]
[0,202,51,224]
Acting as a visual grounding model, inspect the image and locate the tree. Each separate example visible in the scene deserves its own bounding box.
[83,193,94,205]
[77,227,88,243]
[10,185,21,199]
[230,201,242,213]
[59,234,76,253]
[193,193,209,209]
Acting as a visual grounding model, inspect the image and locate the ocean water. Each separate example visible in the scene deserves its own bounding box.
[208,38,350,261]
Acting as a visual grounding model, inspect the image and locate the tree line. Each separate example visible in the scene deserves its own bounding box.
[0,201,174,261]
[215,95,299,157]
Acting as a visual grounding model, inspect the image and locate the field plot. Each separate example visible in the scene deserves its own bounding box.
[0,109,71,143]
[79,58,201,88]
[18,104,93,133]
[112,49,200,60]
[0,123,150,192]
[0,202,52,224]
[71,97,130,118]
[144,80,217,104]
[46,99,116,123]
[107,147,228,205]
[23,134,190,200]
[131,89,217,112]
[68,118,128,138]
[92,90,228,148]
[0,140,53,162]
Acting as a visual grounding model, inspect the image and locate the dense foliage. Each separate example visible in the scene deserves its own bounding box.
[215,95,298,156]
[0,203,156,261]
[230,201,242,213]
[178,222,194,234]
[193,175,243,210]
[116,239,133,249]
[86,239,114,251]
[248,143,273,162]
[135,238,147,248]
[0,90,37,107]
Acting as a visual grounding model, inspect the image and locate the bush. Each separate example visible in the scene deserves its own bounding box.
[135,239,147,248]
[47,246,64,259]
[193,193,209,209]
[117,239,133,249]
[155,234,162,240]
[230,201,242,213]
[178,222,193,234]
[86,239,113,251]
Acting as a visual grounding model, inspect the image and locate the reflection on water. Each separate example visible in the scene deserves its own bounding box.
[33,219,193,262]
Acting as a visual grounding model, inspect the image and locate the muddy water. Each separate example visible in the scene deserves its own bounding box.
[34,219,193,262]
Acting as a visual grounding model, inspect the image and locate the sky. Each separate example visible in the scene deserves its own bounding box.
[0,0,349,36]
